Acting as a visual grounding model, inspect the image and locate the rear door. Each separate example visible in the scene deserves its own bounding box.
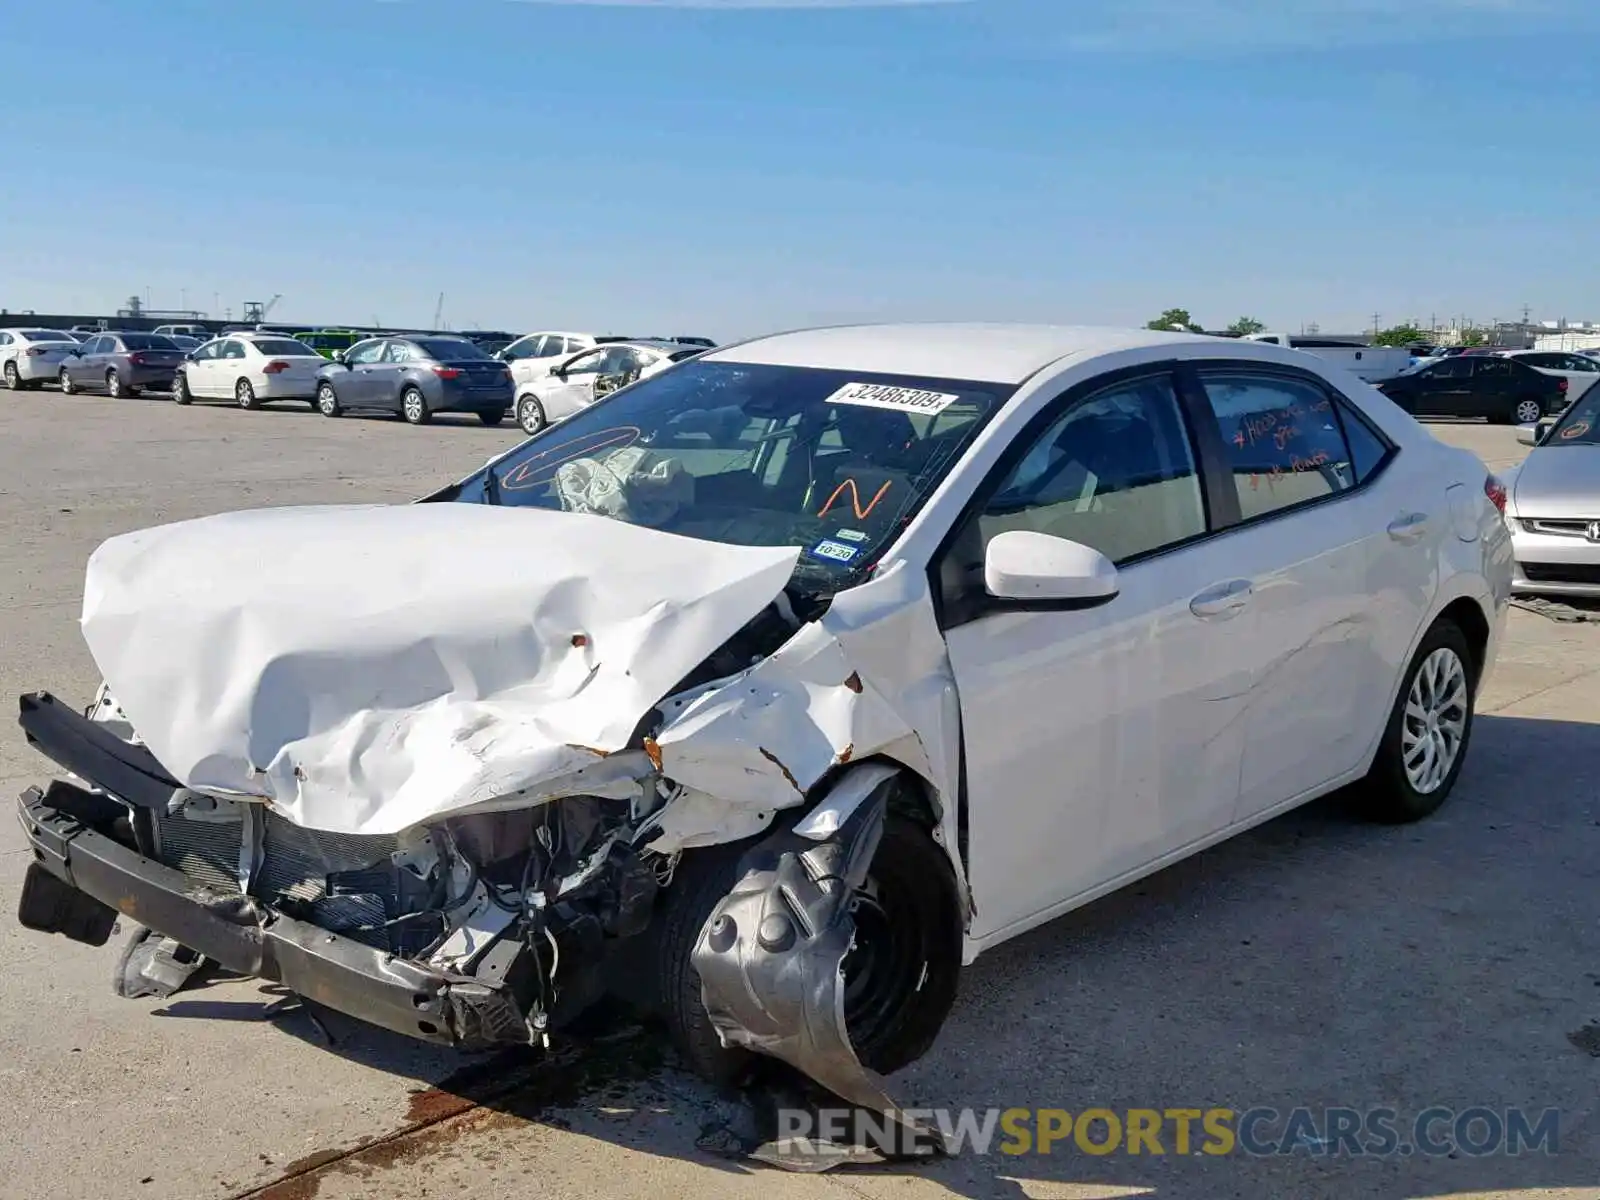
[1468,357,1519,418]
[1416,358,1471,415]
[1187,364,1398,818]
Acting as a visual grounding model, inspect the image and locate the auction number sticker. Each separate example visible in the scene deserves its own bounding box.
[825,381,958,415]
[1560,421,1590,440]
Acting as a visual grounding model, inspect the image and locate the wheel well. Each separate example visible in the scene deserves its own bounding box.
[1436,597,1490,678]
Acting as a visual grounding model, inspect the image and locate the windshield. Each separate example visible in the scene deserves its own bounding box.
[1543,387,1600,446]
[447,360,1013,595]
[415,337,491,360]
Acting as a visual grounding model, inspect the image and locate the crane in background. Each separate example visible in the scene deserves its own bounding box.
[433,292,445,332]
[241,294,283,325]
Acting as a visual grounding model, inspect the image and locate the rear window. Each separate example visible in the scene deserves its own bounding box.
[413,338,490,360]
[20,330,74,342]
[252,338,319,356]
[120,334,178,350]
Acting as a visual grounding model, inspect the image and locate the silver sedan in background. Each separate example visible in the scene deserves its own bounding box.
[1506,386,1600,596]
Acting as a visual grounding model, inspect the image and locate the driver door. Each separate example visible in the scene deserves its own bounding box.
[940,370,1255,944]
[540,346,607,421]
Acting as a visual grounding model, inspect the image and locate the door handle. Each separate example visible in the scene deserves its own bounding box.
[1387,512,1431,543]
[1190,579,1253,619]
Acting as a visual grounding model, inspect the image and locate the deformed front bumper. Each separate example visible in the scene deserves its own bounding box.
[14,690,529,1049]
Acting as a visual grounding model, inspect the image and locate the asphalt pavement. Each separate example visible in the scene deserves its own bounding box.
[0,391,1595,1200]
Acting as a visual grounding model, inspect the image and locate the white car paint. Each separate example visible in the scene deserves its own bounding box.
[1497,349,1600,403]
[500,330,617,390]
[518,340,694,425]
[0,327,81,387]
[181,333,325,402]
[75,323,1512,968]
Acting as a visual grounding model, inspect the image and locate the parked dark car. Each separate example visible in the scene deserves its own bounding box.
[57,332,187,398]
[1378,354,1566,424]
[313,335,514,425]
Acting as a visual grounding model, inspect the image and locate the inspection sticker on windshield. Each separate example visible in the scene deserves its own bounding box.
[809,539,860,564]
[825,381,959,415]
[834,528,869,543]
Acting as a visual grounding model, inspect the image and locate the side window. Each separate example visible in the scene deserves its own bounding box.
[0,334,11,346]
[1335,400,1392,483]
[564,348,606,375]
[347,340,386,365]
[534,335,567,358]
[1474,358,1512,379]
[974,375,1206,567]
[382,341,415,364]
[1199,371,1358,520]
[502,336,537,361]
[1432,359,1470,380]
[1568,356,1599,373]
[83,337,106,355]
[221,340,247,360]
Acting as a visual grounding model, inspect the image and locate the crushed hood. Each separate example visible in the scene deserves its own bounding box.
[80,503,798,834]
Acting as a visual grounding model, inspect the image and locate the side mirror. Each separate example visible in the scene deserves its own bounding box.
[332,350,348,365]
[1518,418,1555,446]
[983,531,1119,604]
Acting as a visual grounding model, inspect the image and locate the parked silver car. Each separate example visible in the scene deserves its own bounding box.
[58,332,187,398]
[1505,386,1600,596]
[0,328,81,390]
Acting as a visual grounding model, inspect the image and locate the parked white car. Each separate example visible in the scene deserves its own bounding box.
[0,328,81,390]
[498,330,628,389]
[1495,349,1600,404]
[152,323,210,339]
[1242,332,1412,382]
[514,338,705,433]
[15,324,1511,1136]
[172,333,326,409]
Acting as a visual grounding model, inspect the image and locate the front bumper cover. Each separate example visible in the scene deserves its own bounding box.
[18,783,524,1047]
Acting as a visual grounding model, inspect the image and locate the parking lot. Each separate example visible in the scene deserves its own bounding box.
[1,392,1596,1200]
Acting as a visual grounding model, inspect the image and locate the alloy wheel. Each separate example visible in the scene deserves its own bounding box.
[3,362,18,390]
[1401,646,1468,794]
[1515,399,1544,424]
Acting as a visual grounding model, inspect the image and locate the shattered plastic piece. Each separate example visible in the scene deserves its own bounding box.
[112,925,209,1000]
[691,790,946,1167]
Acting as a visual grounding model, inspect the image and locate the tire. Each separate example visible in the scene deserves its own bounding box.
[236,378,259,410]
[477,410,505,427]
[653,812,963,1084]
[316,382,342,418]
[2,361,18,390]
[516,395,546,436]
[106,369,125,398]
[172,373,192,406]
[58,368,76,395]
[401,386,431,425]
[1513,397,1545,424]
[1359,619,1477,823]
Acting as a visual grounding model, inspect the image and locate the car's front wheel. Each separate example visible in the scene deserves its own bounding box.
[172,373,192,405]
[517,395,546,436]
[1361,618,1476,823]
[58,368,75,395]
[652,810,963,1085]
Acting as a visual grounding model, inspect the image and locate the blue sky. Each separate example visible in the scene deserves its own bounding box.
[4,0,1596,337]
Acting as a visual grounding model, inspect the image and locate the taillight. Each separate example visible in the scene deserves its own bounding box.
[1558,378,1569,392]
[433,367,461,380]
[24,347,45,357]
[262,360,290,374]
[1485,474,1507,513]
[127,353,147,366]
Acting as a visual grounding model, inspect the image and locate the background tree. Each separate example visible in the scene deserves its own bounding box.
[1373,323,1427,347]
[1460,328,1488,347]
[1226,316,1266,336]
[1146,308,1202,333]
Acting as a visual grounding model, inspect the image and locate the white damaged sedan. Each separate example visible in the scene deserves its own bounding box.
[16,324,1511,1141]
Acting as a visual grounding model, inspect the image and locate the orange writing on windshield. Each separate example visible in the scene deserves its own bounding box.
[818,478,893,520]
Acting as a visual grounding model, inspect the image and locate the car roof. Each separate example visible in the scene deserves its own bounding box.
[585,339,700,353]
[703,323,1260,385]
